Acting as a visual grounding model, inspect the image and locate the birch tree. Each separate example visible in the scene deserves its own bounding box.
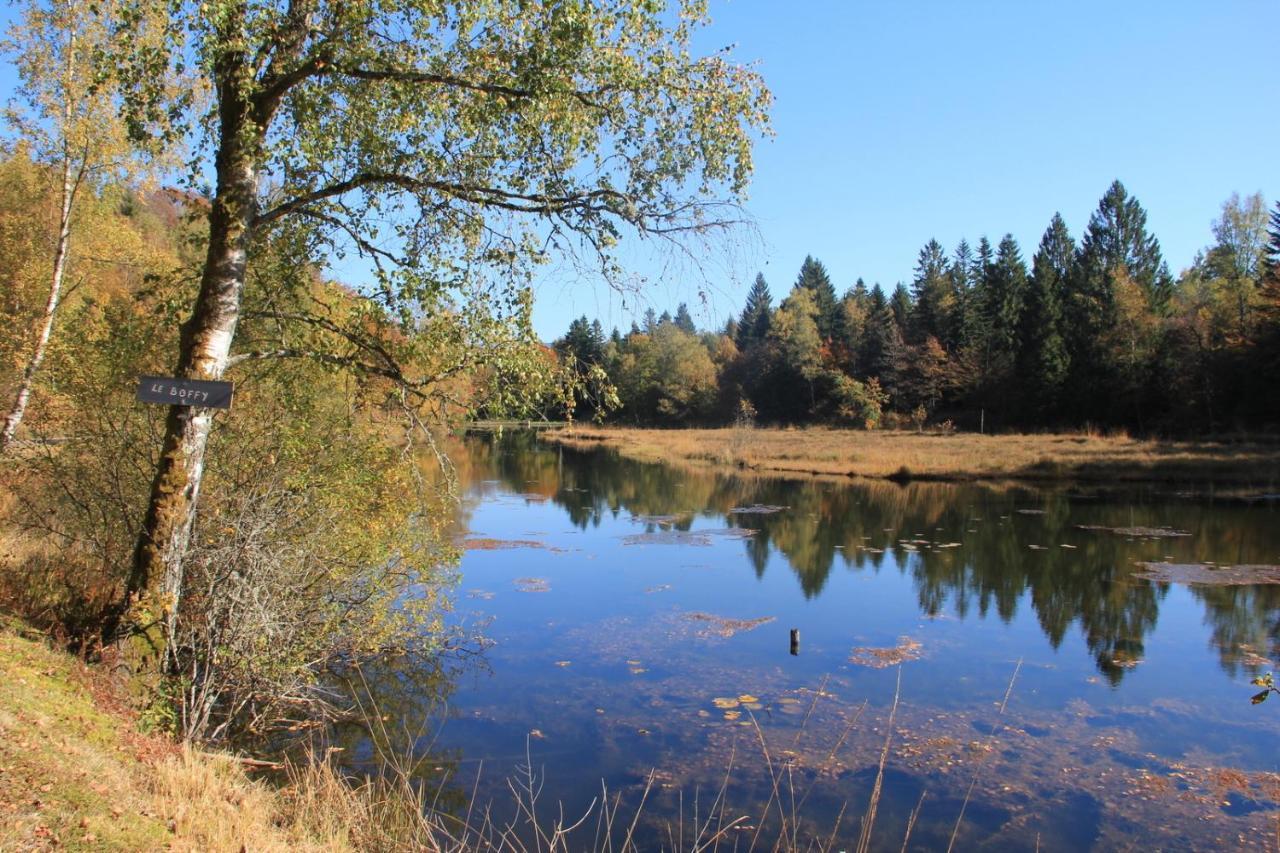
[105,0,770,642]
[0,0,150,450]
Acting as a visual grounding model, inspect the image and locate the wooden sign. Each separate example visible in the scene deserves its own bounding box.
[136,375,234,409]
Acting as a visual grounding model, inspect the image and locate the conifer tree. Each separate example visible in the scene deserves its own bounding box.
[948,239,978,349]
[736,273,773,350]
[795,255,845,342]
[860,295,905,404]
[909,238,952,345]
[1018,215,1073,418]
[985,234,1028,359]
[1074,180,1173,318]
[674,302,697,334]
[1066,181,1171,418]
[890,283,913,335]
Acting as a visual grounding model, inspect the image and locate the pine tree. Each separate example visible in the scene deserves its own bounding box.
[909,238,952,345]
[736,273,774,350]
[643,308,658,333]
[658,309,673,327]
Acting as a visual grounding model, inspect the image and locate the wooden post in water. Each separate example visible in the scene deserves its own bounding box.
[790,628,800,656]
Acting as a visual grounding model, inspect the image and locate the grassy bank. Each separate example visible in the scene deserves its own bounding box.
[0,620,443,852]
[543,426,1280,485]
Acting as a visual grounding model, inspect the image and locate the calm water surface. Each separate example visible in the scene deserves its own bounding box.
[344,432,1280,850]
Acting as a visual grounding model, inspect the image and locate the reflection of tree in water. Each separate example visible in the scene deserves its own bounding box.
[464,432,1280,683]
[1192,584,1280,677]
[311,647,475,823]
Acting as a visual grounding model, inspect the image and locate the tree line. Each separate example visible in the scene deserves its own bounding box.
[551,183,1280,433]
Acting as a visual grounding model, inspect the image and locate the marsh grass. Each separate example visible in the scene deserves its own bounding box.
[545,426,1280,485]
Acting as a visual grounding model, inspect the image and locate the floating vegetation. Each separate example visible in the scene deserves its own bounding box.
[1016,509,1047,515]
[1134,562,1280,586]
[728,504,788,514]
[629,513,692,526]
[711,697,739,709]
[513,577,551,593]
[683,612,776,638]
[621,527,756,546]
[554,660,571,667]
[737,693,759,704]
[1075,524,1191,538]
[466,589,495,600]
[722,710,742,721]
[849,636,924,668]
[463,537,564,552]
[645,584,673,594]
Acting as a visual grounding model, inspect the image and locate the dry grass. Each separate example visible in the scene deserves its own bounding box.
[0,618,449,851]
[544,426,1280,485]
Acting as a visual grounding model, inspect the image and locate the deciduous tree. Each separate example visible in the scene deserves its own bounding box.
[107,0,770,643]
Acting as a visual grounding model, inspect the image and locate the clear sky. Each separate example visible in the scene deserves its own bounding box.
[534,0,1280,339]
[2,2,1275,340]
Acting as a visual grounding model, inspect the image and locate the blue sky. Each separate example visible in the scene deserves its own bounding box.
[536,0,1280,338]
[3,2,1275,340]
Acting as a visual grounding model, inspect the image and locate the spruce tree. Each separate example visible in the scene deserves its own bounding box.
[860,296,905,404]
[985,234,1028,359]
[948,239,978,349]
[890,283,913,335]
[909,238,952,344]
[1074,180,1173,318]
[674,302,697,334]
[1066,181,1171,420]
[736,273,774,350]
[795,255,845,342]
[1018,215,1073,418]
[969,236,995,352]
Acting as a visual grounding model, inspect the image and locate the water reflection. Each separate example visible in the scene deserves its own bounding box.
[465,430,1280,683]
[316,430,1280,850]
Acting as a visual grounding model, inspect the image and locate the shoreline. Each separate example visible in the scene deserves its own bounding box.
[540,426,1280,487]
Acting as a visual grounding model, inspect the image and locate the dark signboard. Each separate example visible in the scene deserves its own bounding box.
[136,375,234,409]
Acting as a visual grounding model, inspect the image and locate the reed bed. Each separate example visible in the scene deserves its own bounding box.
[544,426,1280,484]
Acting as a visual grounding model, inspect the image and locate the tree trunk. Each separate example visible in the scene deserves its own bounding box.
[123,54,259,654]
[0,32,80,454]
[0,155,78,452]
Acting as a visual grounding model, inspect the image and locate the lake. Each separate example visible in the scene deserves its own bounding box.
[338,430,1280,850]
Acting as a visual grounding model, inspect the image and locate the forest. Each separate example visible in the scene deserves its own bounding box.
[547,185,1280,434]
